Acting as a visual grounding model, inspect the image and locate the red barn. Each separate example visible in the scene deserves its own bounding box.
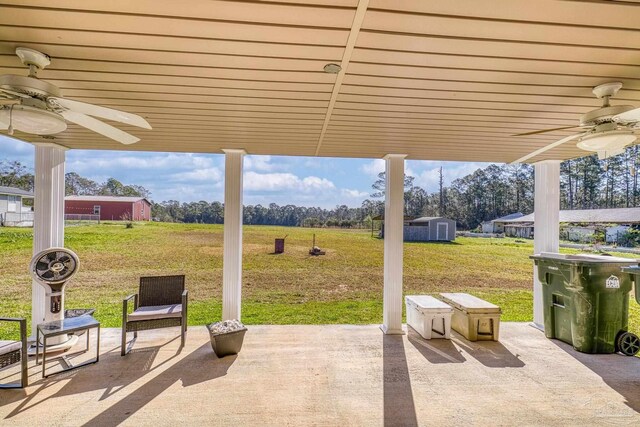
[65,196,152,221]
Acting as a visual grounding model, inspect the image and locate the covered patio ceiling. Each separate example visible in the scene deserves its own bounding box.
[1,0,640,163]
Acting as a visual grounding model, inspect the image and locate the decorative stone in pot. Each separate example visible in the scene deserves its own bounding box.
[206,320,247,357]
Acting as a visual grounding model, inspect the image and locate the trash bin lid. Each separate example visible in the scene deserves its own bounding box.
[439,293,501,315]
[531,252,639,266]
[405,295,453,313]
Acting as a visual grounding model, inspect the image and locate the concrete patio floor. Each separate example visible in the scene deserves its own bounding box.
[0,323,639,426]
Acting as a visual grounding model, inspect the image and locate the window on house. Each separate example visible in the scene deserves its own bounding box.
[7,196,17,212]
[141,203,145,215]
[93,205,101,215]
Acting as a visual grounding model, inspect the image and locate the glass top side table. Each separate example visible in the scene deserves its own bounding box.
[36,315,100,378]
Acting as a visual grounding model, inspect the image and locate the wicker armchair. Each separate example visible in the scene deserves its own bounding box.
[122,275,188,356]
[0,317,28,388]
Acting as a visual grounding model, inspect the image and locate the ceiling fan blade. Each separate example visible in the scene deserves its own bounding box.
[512,126,583,137]
[612,107,640,124]
[511,132,587,164]
[0,99,19,105]
[61,110,140,145]
[0,87,30,99]
[50,97,151,129]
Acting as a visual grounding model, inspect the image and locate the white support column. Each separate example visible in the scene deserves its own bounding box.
[222,149,245,321]
[382,154,407,335]
[533,160,561,328]
[31,144,67,337]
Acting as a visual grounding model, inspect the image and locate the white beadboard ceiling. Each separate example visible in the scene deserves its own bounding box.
[1,0,640,163]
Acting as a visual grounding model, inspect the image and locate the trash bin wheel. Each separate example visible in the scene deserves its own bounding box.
[616,332,640,356]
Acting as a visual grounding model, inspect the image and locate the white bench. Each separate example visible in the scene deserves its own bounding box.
[439,293,501,342]
[405,295,453,339]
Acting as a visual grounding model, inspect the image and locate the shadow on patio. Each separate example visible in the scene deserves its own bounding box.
[452,334,525,368]
[383,334,418,427]
[1,324,639,426]
[407,327,466,364]
[552,339,640,414]
[2,335,235,425]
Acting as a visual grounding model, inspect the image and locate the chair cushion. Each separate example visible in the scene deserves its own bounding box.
[128,304,183,322]
[0,340,21,356]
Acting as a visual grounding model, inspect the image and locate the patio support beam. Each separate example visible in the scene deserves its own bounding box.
[222,149,245,321]
[31,144,67,337]
[533,160,561,329]
[382,154,407,335]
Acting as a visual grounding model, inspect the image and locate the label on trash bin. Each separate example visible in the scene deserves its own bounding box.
[606,275,620,289]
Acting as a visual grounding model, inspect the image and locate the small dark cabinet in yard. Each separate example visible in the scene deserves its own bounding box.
[274,238,285,254]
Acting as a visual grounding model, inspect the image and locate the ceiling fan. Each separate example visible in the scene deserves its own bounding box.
[513,82,640,163]
[0,47,151,144]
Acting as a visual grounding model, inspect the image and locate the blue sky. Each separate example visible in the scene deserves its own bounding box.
[1,135,491,208]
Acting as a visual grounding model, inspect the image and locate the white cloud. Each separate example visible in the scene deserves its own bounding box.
[300,176,335,192]
[66,153,221,180]
[412,169,441,192]
[244,155,278,172]
[341,188,369,198]
[157,184,221,202]
[360,159,385,177]
[1,135,498,208]
[360,159,416,180]
[244,172,335,193]
[170,167,222,183]
[409,161,491,192]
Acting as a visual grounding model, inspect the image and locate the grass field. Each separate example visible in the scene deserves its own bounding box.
[1,222,638,339]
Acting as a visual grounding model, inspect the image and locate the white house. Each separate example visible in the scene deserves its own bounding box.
[0,186,34,227]
[502,208,640,245]
[481,213,525,234]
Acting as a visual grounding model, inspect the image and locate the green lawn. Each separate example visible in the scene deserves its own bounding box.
[1,222,638,340]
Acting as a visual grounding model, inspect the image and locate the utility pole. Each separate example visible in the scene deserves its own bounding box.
[439,166,445,216]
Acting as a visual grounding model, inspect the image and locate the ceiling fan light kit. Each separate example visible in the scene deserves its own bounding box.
[0,105,67,135]
[577,131,637,160]
[0,47,151,144]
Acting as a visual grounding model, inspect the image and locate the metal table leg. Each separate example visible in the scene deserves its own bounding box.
[42,334,47,378]
[96,325,100,362]
[35,319,101,379]
[35,327,40,365]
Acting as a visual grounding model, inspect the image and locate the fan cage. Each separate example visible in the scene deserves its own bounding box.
[30,247,79,285]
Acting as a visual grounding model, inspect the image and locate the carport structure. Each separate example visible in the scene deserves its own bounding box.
[1,0,639,336]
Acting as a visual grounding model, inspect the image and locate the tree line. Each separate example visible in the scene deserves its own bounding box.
[2,144,639,230]
[0,161,151,199]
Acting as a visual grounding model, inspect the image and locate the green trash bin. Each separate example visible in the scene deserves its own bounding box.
[621,266,640,356]
[622,266,640,305]
[531,253,638,355]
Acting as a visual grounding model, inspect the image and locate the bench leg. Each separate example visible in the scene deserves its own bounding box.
[423,316,433,339]
[491,318,500,342]
[468,319,479,342]
[443,316,452,340]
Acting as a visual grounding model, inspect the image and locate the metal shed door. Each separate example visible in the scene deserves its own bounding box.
[437,223,448,241]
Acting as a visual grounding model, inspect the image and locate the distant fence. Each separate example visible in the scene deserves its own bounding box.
[0,212,34,227]
[458,231,504,238]
[65,214,100,223]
